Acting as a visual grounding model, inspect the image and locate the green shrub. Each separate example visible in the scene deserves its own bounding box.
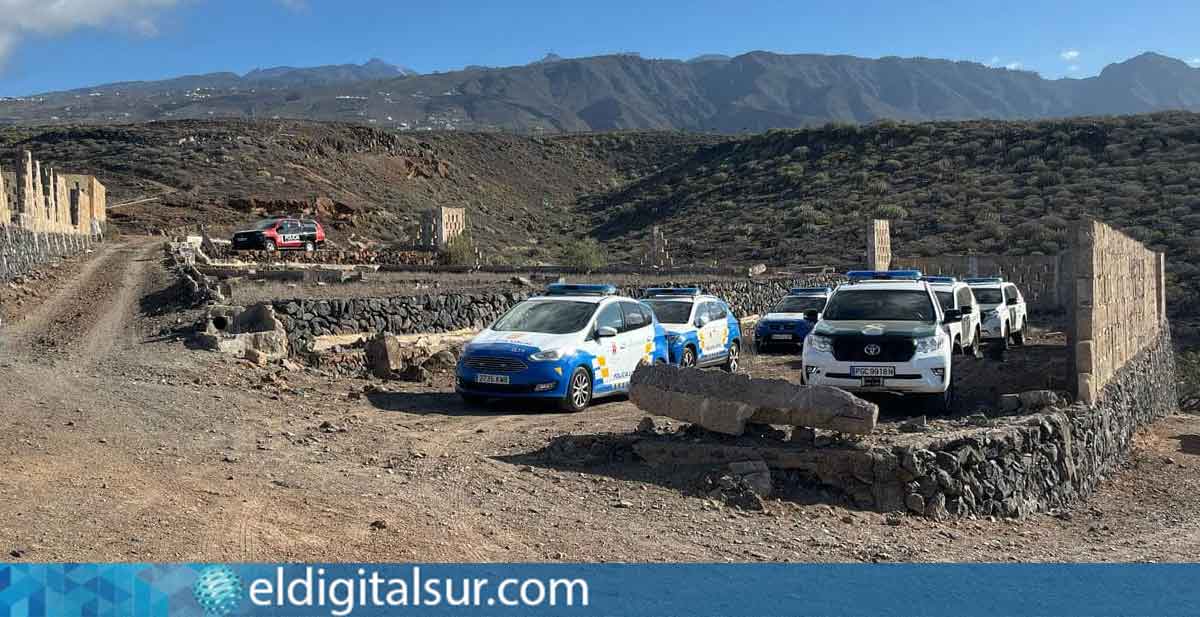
[561,238,607,271]
[444,234,475,266]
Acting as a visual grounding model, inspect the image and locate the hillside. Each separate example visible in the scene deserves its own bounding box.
[3,52,1200,132]
[584,111,1200,323]
[0,121,722,260]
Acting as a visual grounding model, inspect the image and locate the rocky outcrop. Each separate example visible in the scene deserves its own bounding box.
[629,364,879,435]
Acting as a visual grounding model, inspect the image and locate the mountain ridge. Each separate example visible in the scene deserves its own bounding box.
[2,51,1198,132]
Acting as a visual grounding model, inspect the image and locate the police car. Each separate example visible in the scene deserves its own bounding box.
[924,276,983,357]
[966,277,1029,352]
[456,284,670,411]
[753,287,831,352]
[642,288,742,372]
[801,270,958,414]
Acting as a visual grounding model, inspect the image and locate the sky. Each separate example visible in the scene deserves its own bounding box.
[2,0,1200,96]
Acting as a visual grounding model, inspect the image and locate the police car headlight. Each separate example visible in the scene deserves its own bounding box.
[915,336,944,354]
[808,335,833,353]
[530,347,573,362]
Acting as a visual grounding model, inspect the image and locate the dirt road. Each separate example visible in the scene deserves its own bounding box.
[2,238,1199,562]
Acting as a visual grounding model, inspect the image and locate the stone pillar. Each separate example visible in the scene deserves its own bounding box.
[0,163,8,226]
[16,151,36,230]
[866,219,891,270]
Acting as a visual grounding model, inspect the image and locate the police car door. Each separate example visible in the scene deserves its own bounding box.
[619,301,656,369]
[279,219,303,248]
[590,302,626,393]
[699,301,729,360]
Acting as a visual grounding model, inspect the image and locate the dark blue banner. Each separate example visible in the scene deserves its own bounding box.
[0,563,1194,616]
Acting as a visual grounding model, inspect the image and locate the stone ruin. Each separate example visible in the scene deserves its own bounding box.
[197,303,289,365]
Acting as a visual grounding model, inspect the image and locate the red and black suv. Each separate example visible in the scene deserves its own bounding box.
[231,217,326,252]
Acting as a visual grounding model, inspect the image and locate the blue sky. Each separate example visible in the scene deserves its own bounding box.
[2,0,1200,96]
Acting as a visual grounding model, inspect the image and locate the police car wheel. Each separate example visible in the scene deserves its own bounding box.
[723,343,740,373]
[681,347,697,368]
[263,239,276,252]
[560,367,592,412]
[1011,327,1025,347]
[304,241,315,253]
[969,331,983,359]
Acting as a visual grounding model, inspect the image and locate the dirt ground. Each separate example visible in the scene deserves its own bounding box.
[2,238,1199,563]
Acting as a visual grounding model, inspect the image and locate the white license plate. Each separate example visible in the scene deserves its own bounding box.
[475,374,510,385]
[851,366,896,377]
[770,334,794,340]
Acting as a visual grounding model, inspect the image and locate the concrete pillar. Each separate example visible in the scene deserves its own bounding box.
[0,162,8,226]
[866,219,892,270]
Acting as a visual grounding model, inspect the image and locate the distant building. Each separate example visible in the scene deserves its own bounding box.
[418,206,466,248]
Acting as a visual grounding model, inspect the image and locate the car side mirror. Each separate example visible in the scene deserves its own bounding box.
[596,326,618,338]
[803,310,819,322]
[943,309,962,323]
[1006,298,1018,306]
[961,304,973,311]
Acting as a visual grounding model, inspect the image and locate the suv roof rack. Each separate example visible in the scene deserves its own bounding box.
[845,270,923,282]
[643,287,702,298]
[545,283,617,296]
[964,277,1004,284]
[788,286,832,295]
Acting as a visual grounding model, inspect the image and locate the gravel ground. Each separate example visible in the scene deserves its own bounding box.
[0,240,1197,563]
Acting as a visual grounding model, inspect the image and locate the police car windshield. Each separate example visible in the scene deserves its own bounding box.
[973,288,1004,305]
[491,300,597,334]
[774,297,826,313]
[935,291,954,310]
[823,290,936,322]
[644,300,693,324]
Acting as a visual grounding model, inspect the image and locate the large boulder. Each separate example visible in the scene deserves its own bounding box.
[629,363,878,435]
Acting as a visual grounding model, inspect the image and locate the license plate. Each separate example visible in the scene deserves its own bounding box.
[770,334,794,340]
[851,366,895,377]
[475,374,510,385]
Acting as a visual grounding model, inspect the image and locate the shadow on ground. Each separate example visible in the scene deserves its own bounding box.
[366,390,630,417]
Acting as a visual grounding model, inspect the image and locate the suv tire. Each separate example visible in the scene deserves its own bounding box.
[263,238,276,252]
[1011,325,1025,347]
[969,328,983,359]
[304,241,315,253]
[559,367,592,412]
[681,346,698,368]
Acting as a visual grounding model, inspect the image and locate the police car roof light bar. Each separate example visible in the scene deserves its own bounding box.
[643,287,702,297]
[964,277,1004,284]
[845,270,923,281]
[545,283,618,296]
[788,287,833,295]
[922,276,957,284]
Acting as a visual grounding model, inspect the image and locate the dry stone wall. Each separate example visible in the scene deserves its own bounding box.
[271,276,841,353]
[893,254,1069,313]
[0,224,91,283]
[1072,220,1167,405]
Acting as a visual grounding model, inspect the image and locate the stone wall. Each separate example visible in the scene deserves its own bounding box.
[271,277,841,353]
[0,224,92,283]
[866,219,891,271]
[2,151,105,235]
[1072,220,1167,405]
[893,254,1069,314]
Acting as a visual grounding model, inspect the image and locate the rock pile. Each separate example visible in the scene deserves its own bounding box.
[363,332,460,382]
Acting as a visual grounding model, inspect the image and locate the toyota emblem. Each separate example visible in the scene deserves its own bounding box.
[864,344,882,356]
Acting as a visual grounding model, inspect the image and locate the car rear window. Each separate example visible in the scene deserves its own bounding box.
[823,289,937,322]
[973,288,1004,305]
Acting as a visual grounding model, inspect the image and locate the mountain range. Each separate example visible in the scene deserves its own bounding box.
[2,52,1199,131]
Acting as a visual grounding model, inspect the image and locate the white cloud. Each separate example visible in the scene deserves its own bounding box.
[988,56,1001,66]
[1005,62,1023,70]
[1189,58,1200,67]
[1060,49,1080,61]
[1067,64,1080,72]
[0,0,179,65]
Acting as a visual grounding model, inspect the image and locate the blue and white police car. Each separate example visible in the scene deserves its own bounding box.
[456,284,670,412]
[753,287,831,352]
[641,288,742,372]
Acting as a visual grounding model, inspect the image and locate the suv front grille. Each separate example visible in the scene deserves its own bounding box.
[831,336,916,362]
[464,356,528,373]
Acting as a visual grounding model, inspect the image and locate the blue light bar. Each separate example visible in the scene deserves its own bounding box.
[845,270,923,281]
[922,276,957,284]
[964,277,1004,284]
[545,283,618,296]
[789,287,832,295]
[644,287,701,297]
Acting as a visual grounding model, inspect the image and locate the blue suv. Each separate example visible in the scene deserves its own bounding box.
[642,288,742,372]
[754,287,831,353]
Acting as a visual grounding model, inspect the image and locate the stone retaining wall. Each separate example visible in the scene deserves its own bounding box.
[272,276,841,353]
[809,327,1176,518]
[0,224,92,283]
